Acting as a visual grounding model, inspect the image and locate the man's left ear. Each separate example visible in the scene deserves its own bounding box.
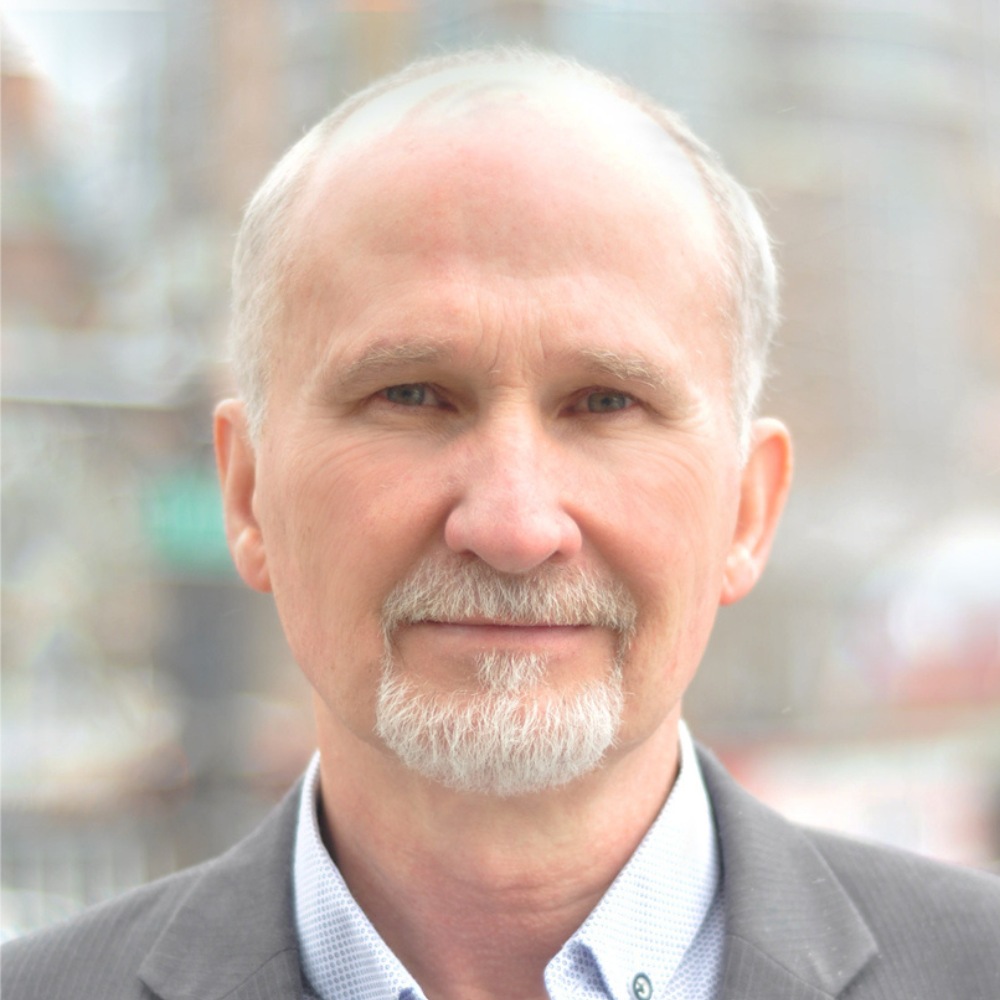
[720,417,793,606]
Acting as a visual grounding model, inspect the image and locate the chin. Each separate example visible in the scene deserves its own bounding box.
[375,665,624,797]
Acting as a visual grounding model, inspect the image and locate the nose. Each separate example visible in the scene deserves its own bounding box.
[443,414,583,574]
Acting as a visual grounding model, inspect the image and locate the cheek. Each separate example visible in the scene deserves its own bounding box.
[259,437,446,664]
[595,444,737,600]
[593,447,737,720]
[259,448,368,654]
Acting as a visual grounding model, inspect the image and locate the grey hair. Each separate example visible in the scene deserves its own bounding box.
[230,46,778,448]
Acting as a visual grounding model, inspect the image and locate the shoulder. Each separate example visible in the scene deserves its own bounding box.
[697,743,1000,997]
[697,741,1000,927]
[806,823,1000,934]
[1,862,209,1000]
[2,780,304,1000]
[805,826,1000,996]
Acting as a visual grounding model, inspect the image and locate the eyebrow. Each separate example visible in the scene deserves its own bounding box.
[325,339,683,405]
[329,340,449,391]
[574,348,673,392]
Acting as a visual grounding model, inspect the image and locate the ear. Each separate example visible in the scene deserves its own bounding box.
[214,399,272,593]
[720,417,793,606]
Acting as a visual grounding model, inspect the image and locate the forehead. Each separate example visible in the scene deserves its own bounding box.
[294,64,722,263]
[320,64,714,212]
[277,67,731,381]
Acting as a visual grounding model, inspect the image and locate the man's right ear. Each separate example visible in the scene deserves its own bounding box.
[214,399,272,593]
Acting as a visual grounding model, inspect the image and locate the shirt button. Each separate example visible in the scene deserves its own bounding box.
[632,972,653,1000]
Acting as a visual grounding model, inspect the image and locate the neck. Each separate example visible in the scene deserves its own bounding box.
[315,710,682,1000]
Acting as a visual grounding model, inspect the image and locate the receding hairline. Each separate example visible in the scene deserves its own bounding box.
[284,75,729,302]
[282,56,728,324]
[279,55,732,338]
[303,61,713,194]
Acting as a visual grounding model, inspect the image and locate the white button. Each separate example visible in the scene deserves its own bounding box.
[632,972,653,1000]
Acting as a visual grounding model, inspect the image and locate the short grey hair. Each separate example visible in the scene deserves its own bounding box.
[230,47,778,447]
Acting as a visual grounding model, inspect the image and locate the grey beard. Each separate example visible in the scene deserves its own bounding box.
[374,560,635,797]
[376,651,624,797]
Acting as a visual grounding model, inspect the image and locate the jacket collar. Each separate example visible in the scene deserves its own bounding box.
[697,746,878,999]
[138,749,879,1000]
[138,781,305,1000]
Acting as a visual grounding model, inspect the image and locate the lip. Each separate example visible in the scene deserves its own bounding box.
[405,621,591,645]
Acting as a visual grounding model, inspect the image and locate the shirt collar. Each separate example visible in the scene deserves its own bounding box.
[293,754,422,1000]
[546,721,721,1000]
[294,722,720,1000]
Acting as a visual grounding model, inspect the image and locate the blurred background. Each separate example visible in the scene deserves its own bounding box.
[2,0,999,939]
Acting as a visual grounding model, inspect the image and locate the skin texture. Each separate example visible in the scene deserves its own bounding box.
[215,85,792,1000]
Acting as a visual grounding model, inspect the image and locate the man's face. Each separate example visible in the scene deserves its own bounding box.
[218,97,788,794]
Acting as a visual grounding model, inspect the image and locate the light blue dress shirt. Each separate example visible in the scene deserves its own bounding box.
[293,722,724,1000]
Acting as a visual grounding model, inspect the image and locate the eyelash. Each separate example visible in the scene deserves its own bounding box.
[376,383,639,415]
[574,389,635,414]
[380,384,443,408]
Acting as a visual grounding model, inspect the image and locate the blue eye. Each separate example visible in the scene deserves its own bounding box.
[383,384,427,406]
[586,390,632,413]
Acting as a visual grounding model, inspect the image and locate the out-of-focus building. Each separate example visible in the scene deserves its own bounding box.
[2,0,998,938]
[678,0,1000,866]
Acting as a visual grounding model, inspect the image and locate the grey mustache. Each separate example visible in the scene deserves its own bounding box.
[381,560,638,640]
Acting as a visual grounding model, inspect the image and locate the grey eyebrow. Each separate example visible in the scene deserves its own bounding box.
[331,341,449,389]
[574,349,672,391]
[325,340,682,403]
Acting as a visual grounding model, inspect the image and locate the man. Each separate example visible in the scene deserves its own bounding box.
[4,47,998,1000]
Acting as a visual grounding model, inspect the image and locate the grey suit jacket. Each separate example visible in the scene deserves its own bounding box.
[4,747,999,999]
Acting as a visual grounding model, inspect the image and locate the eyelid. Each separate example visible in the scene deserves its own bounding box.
[379,382,448,408]
[372,382,645,414]
[569,387,639,413]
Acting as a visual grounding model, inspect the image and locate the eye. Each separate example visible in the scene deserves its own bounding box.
[381,383,436,407]
[580,389,635,413]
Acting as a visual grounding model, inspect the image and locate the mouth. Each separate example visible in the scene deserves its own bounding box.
[403,620,592,648]
[420,617,589,628]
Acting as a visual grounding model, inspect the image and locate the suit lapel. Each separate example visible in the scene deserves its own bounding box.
[134,746,880,1000]
[698,747,878,999]
[138,783,305,1000]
